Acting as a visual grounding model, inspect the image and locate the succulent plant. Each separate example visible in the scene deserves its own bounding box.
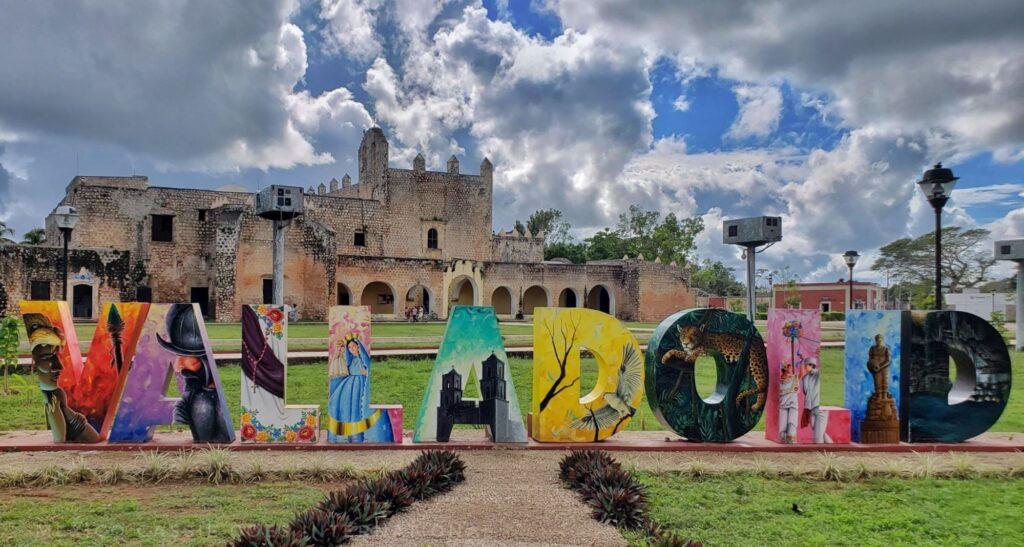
[289,508,357,546]
[230,524,307,546]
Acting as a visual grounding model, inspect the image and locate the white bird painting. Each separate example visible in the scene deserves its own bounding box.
[569,343,643,436]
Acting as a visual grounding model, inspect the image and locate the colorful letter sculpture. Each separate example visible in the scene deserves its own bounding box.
[327,306,402,443]
[532,307,643,443]
[904,311,1012,443]
[766,309,850,444]
[107,303,234,443]
[20,300,149,442]
[416,306,527,443]
[645,308,768,442]
[844,310,902,443]
[239,305,319,443]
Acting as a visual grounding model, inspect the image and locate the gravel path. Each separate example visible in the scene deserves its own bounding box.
[352,449,625,547]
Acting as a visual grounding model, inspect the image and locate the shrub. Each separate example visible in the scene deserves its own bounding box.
[290,508,357,546]
[559,450,697,544]
[230,524,306,547]
[584,483,648,530]
[363,473,415,516]
[318,485,390,535]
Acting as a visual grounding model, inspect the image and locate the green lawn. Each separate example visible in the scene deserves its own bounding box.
[634,473,1024,546]
[2,348,1021,433]
[0,482,333,545]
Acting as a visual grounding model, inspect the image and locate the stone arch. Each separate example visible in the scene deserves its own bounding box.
[522,285,549,315]
[442,260,483,318]
[491,286,513,315]
[449,276,477,307]
[405,284,433,315]
[361,281,396,315]
[557,287,579,308]
[336,283,352,306]
[586,284,615,316]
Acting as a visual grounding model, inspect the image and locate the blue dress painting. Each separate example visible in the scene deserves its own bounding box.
[327,334,394,443]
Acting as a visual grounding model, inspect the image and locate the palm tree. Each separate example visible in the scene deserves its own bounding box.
[0,221,14,244]
[21,228,46,245]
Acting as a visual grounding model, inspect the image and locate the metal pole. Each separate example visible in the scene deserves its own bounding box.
[1016,262,1023,352]
[61,228,70,301]
[745,244,756,322]
[847,266,854,312]
[272,219,285,306]
[935,207,942,310]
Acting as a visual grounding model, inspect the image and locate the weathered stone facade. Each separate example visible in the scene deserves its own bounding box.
[0,128,695,322]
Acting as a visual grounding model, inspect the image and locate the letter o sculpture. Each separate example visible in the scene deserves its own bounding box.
[645,308,769,442]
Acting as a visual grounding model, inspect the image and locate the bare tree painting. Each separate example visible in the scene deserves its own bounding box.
[537,309,582,413]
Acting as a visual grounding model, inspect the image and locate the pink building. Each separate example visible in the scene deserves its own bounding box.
[772,280,884,313]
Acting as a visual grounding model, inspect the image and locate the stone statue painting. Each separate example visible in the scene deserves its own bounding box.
[844,310,902,443]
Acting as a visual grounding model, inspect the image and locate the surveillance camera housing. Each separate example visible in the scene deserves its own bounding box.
[255,185,304,221]
[994,239,1024,262]
[723,216,782,246]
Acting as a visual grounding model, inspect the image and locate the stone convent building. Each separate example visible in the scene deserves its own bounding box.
[0,128,695,322]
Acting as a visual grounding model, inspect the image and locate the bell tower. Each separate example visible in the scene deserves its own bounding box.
[358,127,389,187]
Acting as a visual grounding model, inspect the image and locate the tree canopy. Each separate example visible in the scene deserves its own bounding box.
[871,226,995,293]
[524,205,704,268]
[21,228,45,245]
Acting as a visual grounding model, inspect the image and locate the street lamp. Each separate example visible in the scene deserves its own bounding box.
[917,163,959,310]
[53,205,80,301]
[842,250,860,312]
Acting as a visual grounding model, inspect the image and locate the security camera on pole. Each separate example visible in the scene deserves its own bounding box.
[994,239,1024,351]
[255,185,304,305]
[723,216,782,321]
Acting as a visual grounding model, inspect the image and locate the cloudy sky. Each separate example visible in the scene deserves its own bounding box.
[1,0,1022,283]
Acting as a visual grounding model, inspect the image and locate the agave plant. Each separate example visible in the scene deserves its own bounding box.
[230,524,306,547]
[290,508,357,546]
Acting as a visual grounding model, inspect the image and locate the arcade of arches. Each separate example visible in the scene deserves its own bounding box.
[339,281,617,318]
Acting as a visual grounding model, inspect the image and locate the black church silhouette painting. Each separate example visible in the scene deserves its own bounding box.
[436,353,512,442]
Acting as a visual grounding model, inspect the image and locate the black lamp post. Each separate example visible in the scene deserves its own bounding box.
[53,205,80,301]
[916,163,959,310]
[842,250,860,312]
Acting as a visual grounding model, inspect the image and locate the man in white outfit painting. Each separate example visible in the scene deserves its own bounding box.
[778,363,799,443]
[800,360,830,443]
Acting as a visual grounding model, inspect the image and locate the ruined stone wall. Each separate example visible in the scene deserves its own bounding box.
[490,232,544,262]
[0,245,136,319]
[622,261,696,322]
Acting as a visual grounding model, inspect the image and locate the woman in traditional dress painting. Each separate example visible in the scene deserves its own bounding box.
[327,332,393,442]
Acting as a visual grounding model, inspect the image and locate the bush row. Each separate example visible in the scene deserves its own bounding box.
[559,450,699,547]
[231,449,466,546]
